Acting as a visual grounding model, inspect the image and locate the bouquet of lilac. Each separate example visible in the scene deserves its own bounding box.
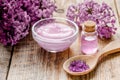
[0,0,56,46]
[67,0,117,39]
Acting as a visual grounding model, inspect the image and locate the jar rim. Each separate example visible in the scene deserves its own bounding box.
[32,17,79,43]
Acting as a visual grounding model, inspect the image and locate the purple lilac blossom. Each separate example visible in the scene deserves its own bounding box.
[66,0,117,39]
[69,60,89,72]
[0,0,56,46]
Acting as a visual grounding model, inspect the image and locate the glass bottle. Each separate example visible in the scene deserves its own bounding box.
[81,21,98,55]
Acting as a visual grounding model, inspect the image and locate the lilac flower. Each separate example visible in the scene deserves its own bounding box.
[69,60,89,72]
[0,0,56,46]
[66,0,117,39]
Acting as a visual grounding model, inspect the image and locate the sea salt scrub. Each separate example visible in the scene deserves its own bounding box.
[69,60,89,72]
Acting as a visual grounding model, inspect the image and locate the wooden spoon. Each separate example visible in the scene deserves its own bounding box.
[63,40,120,76]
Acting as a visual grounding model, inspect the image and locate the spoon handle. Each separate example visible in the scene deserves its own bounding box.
[98,40,120,59]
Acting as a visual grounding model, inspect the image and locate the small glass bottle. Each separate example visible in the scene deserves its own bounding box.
[81,21,98,55]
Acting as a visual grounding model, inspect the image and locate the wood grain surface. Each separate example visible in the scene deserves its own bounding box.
[0,0,120,80]
[0,45,12,80]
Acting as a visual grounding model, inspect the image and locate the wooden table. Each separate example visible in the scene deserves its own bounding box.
[1,0,120,80]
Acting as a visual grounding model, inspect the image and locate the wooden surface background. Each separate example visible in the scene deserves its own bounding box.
[0,0,120,80]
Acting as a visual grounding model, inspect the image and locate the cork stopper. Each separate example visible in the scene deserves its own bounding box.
[84,21,96,32]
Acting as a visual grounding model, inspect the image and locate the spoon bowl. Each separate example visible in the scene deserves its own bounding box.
[63,40,120,75]
[63,55,98,75]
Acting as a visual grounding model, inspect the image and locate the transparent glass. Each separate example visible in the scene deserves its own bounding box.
[53,0,65,13]
[32,17,78,53]
[81,31,98,55]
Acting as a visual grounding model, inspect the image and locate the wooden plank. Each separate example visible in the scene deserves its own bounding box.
[7,0,120,80]
[7,32,70,80]
[0,45,12,80]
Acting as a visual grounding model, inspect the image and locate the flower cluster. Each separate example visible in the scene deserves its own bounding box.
[0,0,56,46]
[66,0,117,39]
[69,60,89,72]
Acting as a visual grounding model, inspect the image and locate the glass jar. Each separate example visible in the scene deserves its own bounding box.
[81,21,98,55]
